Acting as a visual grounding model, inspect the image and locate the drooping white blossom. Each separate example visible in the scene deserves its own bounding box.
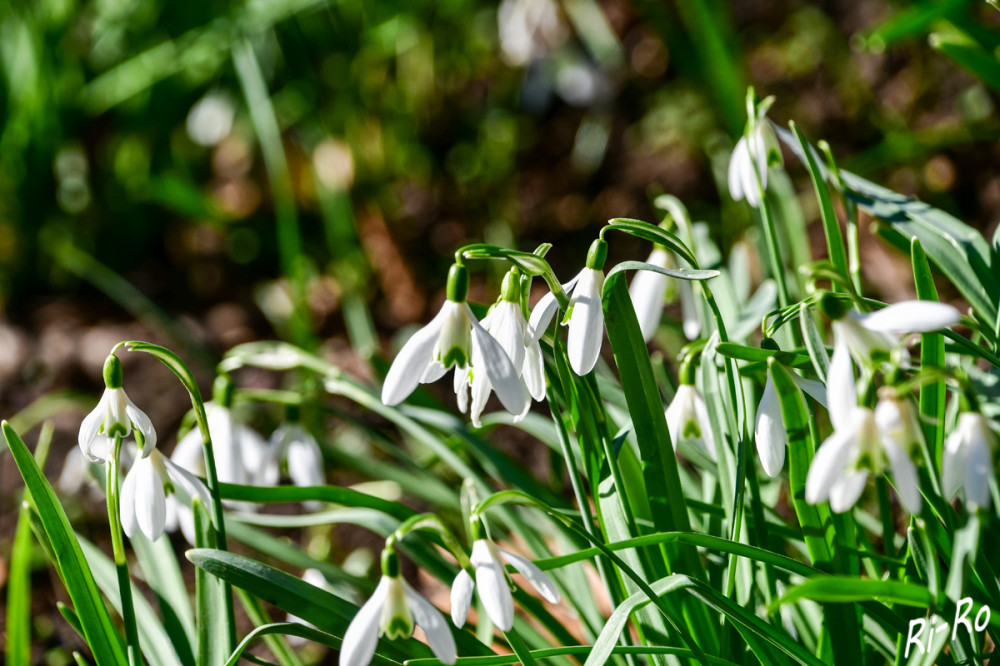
[942,412,998,509]
[629,248,670,343]
[728,117,782,208]
[665,384,715,461]
[450,539,560,632]
[341,575,456,666]
[78,387,157,463]
[754,369,827,478]
[259,423,326,499]
[120,449,211,542]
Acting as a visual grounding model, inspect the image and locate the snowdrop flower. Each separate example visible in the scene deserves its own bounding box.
[120,448,211,542]
[557,239,607,376]
[754,364,827,478]
[382,264,526,420]
[497,0,565,67]
[805,394,923,514]
[173,401,268,487]
[820,295,960,429]
[665,383,715,461]
[942,412,997,509]
[450,538,560,632]
[728,111,782,208]
[78,354,157,463]
[455,270,533,426]
[260,422,325,488]
[629,248,670,342]
[341,551,455,666]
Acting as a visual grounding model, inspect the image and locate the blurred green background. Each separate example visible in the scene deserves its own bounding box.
[2,0,1000,395]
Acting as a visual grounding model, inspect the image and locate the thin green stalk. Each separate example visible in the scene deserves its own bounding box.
[107,435,142,666]
[502,630,539,666]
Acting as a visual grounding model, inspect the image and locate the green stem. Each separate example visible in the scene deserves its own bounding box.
[503,629,539,666]
[107,435,142,666]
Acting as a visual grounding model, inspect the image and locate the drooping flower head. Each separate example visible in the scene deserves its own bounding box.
[341,549,456,666]
[560,238,607,376]
[755,358,827,478]
[259,419,326,510]
[665,381,715,462]
[382,263,526,420]
[78,353,157,463]
[942,411,998,510]
[728,99,782,208]
[455,269,532,426]
[120,448,211,542]
[450,538,560,632]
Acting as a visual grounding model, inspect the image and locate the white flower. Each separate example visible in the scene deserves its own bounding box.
[665,384,715,461]
[173,403,268,486]
[727,118,782,208]
[942,412,997,509]
[260,423,325,488]
[826,299,961,431]
[678,279,701,341]
[287,568,329,644]
[341,575,456,666]
[497,0,565,66]
[629,248,670,343]
[382,299,526,419]
[455,300,532,427]
[562,267,605,376]
[120,449,211,542]
[754,369,827,478]
[78,387,157,463]
[805,396,922,514]
[450,539,560,632]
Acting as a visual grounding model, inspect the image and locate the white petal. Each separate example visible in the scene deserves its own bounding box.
[467,305,527,416]
[679,279,701,341]
[964,429,992,509]
[566,269,604,375]
[727,137,748,202]
[235,424,269,479]
[941,426,967,501]
[340,577,390,666]
[421,362,449,384]
[754,374,786,478]
[740,149,762,208]
[861,301,960,335]
[58,447,88,495]
[402,580,457,665]
[449,569,475,627]
[162,455,213,511]
[522,340,546,402]
[382,307,449,406]
[211,408,244,486]
[827,334,856,431]
[498,548,560,604]
[132,455,167,541]
[664,387,687,447]
[164,494,179,533]
[828,469,868,514]
[488,302,527,371]
[471,540,514,632]
[453,366,471,414]
[78,393,108,463]
[124,394,157,457]
[629,250,670,343]
[692,388,716,461]
[884,440,921,514]
[805,426,855,505]
[171,428,206,475]
[120,456,140,538]
[287,437,325,489]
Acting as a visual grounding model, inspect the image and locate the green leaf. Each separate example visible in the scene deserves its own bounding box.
[930,24,1000,94]
[185,549,433,662]
[130,531,197,666]
[77,537,184,666]
[912,237,947,479]
[223,623,401,666]
[773,577,934,609]
[5,501,33,666]
[2,422,128,666]
[217,482,415,520]
[605,260,719,283]
[790,121,850,288]
[798,302,830,382]
[604,218,698,266]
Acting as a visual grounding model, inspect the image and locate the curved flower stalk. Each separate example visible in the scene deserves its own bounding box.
[450,538,560,631]
[455,270,533,426]
[259,422,326,507]
[942,411,998,509]
[665,383,715,461]
[341,550,456,666]
[382,263,526,420]
[78,355,157,463]
[728,108,782,208]
[120,448,212,542]
[754,366,827,477]
[805,393,923,514]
